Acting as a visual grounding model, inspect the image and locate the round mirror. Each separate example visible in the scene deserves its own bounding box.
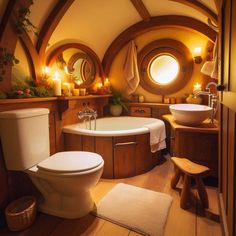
[47,43,103,87]
[67,52,95,86]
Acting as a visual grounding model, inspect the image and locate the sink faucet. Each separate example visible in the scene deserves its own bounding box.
[78,104,97,130]
[194,82,218,123]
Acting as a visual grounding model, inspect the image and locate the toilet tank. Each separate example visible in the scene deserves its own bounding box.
[0,108,50,170]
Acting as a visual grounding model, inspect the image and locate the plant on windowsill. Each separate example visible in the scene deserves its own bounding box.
[109,92,129,116]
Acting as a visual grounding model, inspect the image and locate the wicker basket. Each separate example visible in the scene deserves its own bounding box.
[5,196,37,231]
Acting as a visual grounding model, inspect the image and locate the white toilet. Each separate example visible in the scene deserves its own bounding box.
[0,108,104,219]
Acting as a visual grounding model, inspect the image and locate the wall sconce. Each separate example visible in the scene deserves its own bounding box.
[193,47,202,64]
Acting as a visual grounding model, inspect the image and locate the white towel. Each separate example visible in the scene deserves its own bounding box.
[144,120,166,153]
[201,37,218,79]
[123,40,140,95]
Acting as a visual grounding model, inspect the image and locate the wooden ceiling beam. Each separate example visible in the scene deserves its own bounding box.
[130,0,151,22]
[170,0,218,25]
[36,0,75,61]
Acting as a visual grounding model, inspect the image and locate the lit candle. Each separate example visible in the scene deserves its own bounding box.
[63,82,71,96]
[72,89,80,96]
[104,78,110,88]
[104,78,111,93]
[97,82,104,94]
[53,71,61,96]
[193,82,202,93]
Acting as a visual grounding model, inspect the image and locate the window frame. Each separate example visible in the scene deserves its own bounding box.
[138,39,193,95]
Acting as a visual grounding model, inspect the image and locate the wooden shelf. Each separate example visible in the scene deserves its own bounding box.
[57,94,112,100]
[129,102,170,108]
[0,97,57,104]
[0,94,112,104]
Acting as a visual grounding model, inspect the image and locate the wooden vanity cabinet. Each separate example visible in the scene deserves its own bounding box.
[163,114,218,177]
[129,102,170,119]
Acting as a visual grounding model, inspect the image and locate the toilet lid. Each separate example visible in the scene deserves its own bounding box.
[37,151,103,173]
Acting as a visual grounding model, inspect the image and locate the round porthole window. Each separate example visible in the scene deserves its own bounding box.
[138,39,193,95]
[149,55,179,85]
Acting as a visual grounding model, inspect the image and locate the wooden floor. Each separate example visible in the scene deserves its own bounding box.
[0,156,222,236]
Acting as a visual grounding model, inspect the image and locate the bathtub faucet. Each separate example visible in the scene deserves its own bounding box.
[193,82,218,123]
[78,106,97,130]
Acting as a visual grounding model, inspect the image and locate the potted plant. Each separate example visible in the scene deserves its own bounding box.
[109,92,128,116]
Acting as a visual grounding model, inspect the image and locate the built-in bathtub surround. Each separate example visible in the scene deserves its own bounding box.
[0,108,104,219]
[63,116,166,178]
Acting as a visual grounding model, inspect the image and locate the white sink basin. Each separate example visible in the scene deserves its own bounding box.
[169,104,213,126]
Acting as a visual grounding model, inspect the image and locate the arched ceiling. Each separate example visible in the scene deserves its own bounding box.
[23,0,218,60]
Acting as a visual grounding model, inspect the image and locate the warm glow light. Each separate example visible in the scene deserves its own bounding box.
[42,66,50,77]
[104,78,110,87]
[54,71,59,80]
[150,55,179,85]
[64,66,69,74]
[52,71,61,96]
[97,82,103,89]
[193,47,202,56]
[193,82,202,93]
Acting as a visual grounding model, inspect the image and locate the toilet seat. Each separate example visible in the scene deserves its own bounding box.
[37,151,103,173]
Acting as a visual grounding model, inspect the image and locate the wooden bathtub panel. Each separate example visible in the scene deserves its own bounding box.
[82,136,95,152]
[135,133,153,175]
[95,137,113,179]
[64,133,82,151]
[113,136,136,178]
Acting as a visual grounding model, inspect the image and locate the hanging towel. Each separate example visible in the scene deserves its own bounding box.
[201,38,218,79]
[123,40,140,95]
[143,120,166,153]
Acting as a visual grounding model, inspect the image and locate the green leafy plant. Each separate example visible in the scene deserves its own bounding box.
[15,0,38,36]
[7,85,54,99]
[0,48,19,81]
[0,91,7,99]
[110,92,129,111]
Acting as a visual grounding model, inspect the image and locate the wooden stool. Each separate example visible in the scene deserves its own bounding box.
[170,157,210,209]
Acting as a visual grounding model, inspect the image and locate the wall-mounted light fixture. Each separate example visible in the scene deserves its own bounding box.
[193,47,202,64]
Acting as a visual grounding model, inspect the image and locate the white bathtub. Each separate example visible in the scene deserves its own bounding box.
[63,116,161,136]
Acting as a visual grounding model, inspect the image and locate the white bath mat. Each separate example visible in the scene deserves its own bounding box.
[93,183,173,236]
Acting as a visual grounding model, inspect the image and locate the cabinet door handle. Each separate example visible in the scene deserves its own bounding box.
[134,109,145,113]
[115,141,137,147]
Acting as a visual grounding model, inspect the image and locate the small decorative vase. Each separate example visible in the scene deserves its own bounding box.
[186,94,202,104]
[110,104,123,116]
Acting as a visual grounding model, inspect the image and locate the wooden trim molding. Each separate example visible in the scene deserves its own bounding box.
[36,0,75,60]
[0,0,17,40]
[18,33,40,80]
[130,0,151,22]
[170,0,218,25]
[102,15,217,76]
[219,193,229,236]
